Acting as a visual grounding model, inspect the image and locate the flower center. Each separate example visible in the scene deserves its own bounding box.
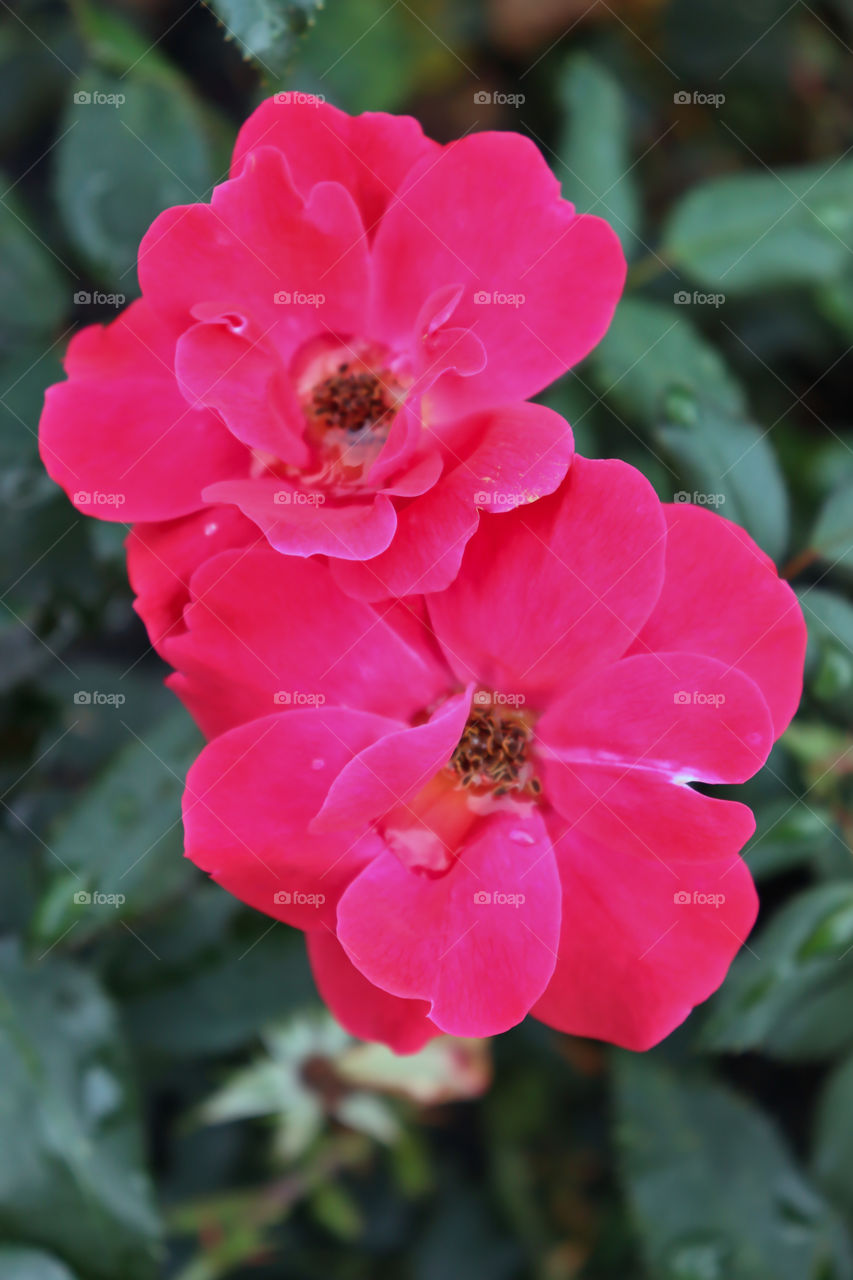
[303,360,400,485]
[309,364,395,436]
[448,704,541,798]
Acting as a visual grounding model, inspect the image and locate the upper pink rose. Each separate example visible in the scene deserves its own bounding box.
[175,458,806,1052]
[39,95,625,598]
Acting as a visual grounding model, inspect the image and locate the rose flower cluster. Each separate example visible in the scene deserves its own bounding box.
[40,96,806,1052]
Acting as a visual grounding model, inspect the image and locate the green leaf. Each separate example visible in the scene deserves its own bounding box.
[593,298,744,423]
[659,400,789,561]
[662,160,853,293]
[0,184,68,342]
[613,1052,853,1280]
[0,941,162,1279]
[31,711,202,948]
[556,53,641,258]
[0,1249,79,1280]
[742,795,847,882]
[813,1052,853,1217]
[55,65,216,286]
[700,882,853,1061]
[816,273,853,342]
[809,479,853,576]
[593,299,789,558]
[123,926,314,1056]
[205,0,322,76]
[801,587,853,710]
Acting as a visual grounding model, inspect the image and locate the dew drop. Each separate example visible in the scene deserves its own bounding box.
[509,828,535,846]
[203,521,218,536]
[311,758,325,771]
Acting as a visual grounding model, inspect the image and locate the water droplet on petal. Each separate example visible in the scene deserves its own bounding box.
[509,828,535,846]
[311,758,325,771]
[204,521,218,536]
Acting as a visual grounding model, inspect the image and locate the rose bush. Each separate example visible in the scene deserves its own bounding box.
[171,456,805,1050]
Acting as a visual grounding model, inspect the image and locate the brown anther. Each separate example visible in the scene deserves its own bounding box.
[309,366,395,437]
[448,705,540,798]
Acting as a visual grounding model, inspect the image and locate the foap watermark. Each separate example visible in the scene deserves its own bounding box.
[473,90,525,107]
[674,289,725,308]
[473,890,526,908]
[273,490,325,505]
[273,91,326,106]
[74,290,125,308]
[673,90,725,108]
[673,490,725,507]
[74,690,126,707]
[674,889,726,908]
[74,890,126,907]
[274,290,325,307]
[673,690,726,708]
[473,290,525,308]
[273,889,326,906]
[274,690,326,706]
[474,490,536,507]
[73,90,125,108]
[73,490,126,508]
[474,689,526,709]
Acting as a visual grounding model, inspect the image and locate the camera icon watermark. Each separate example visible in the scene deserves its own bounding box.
[674,889,726,907]
[673,90,725,108]
[273,490,325,505]
[73,690,126,707]
[473,689,526,708]
[673,490,726,507]
[273,690,327,707]
[473,490,536,507]
[73,889,126,907]
[473,289,525,308]
[73,490,126,508]
[673,290,725,308]
[273,889,326,906]
[74,290,126,307]
[473,889,526,907]
[473,90,525,106]
[673,690,726,708]
[273,92,326,106]
[273,290,325,307]
[73,90,126,108]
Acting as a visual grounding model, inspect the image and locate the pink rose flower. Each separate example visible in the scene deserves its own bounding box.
[39,96,625,599]
[175,457,806,1051]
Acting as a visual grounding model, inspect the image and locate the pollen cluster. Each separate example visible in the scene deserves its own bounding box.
[309,363,394,436]
[449,705,541,798]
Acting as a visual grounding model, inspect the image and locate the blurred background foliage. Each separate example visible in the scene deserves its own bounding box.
[2,0,853,1276]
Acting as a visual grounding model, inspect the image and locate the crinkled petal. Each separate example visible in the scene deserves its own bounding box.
[163,546,450,737]
[428,456,667,704]
[336,808,560,1037]
[232,97,440,232]
[201,476,397,561]
[312,688,472,831]
[369,131,625,410]
[126,506,258,647]
[39,300,246,521]
[334,401,574,600]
